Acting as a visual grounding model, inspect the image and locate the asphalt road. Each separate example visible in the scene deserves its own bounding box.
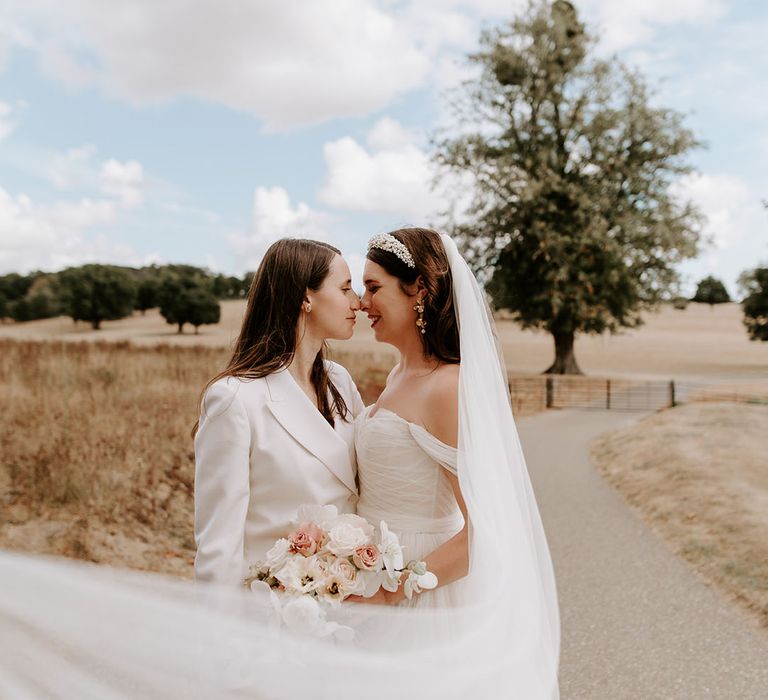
[517,408,768,700]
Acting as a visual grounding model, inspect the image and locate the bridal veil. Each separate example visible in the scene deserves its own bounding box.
[1,233,560,699]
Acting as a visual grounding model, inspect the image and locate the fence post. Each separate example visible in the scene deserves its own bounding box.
[669,380,676,407]
[545,376,554,409]
[606,379,611,410]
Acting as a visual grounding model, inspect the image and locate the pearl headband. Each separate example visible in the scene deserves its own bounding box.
[367,233,416,269]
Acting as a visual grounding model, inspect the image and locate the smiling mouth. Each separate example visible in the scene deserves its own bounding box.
[368,316,381,328]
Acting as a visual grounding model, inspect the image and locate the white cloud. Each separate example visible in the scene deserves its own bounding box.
[672,172,761,249]
[580,0,727,52]
[47,144,97,189]
[1,143,149,272]
[672,172,767,295]
[3,0,436,130]
[0,186,153,273]
[99,158,143,208]
[318,118,444,220]
[226,186,336,271]
[366,116,420,152]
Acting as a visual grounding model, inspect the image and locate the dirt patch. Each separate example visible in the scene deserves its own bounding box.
[591,402,768,628]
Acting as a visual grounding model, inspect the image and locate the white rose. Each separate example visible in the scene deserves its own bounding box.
[264,538,291,570]
[327,557,364,597]
[293,504,339,529]
[332,513,374,540]
[326,523,369,556]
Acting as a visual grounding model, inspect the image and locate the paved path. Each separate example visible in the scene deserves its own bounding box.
[517,408,768,700]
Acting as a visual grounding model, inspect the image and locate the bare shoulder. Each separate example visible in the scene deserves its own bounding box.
[424,363,460,447]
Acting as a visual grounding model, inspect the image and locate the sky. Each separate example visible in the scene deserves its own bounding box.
[0,0,765,297]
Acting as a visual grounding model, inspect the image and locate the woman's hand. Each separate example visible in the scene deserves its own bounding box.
[345,585,404,606]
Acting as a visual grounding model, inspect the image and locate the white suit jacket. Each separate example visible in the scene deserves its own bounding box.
[193,361,364,586]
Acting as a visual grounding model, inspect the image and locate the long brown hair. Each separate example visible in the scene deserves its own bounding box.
[192,238,349,437]
[366,227,460,364]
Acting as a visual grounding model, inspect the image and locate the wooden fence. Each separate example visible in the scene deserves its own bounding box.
[506,376,710,417]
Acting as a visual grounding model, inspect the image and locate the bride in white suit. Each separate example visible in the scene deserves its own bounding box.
[193,238,365,587]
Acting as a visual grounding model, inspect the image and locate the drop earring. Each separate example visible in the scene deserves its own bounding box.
[414,297,426,334]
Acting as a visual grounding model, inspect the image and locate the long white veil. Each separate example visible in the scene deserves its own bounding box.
[0,233,560,699]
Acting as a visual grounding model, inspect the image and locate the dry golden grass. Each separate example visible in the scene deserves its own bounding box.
[687,380,768,404]
[591,402,768,628]
[0,340,232,576]
[0,339,392,576]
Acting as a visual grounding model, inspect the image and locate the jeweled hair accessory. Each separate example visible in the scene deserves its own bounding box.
[367,233,416,269]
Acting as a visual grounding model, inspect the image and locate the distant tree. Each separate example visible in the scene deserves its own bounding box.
[692,275,730,307]
[0,272,34,302]
[433,0,702,373]
[10,297,32,322]
[57,264,138,329]
[27,292,57,319]
[136,277,160,314]
[242,271,255,296]
[0,292,7,321]
[187,287,222,333]
[1,272,60,322]
[738,267,768,342]
[212,273,245,300]
[157,269,220,334]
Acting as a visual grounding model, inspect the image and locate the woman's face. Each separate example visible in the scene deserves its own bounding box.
[305,254,360,341]
[360,260,419,346]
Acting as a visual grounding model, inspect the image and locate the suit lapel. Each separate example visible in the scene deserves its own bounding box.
[265,369,357,494]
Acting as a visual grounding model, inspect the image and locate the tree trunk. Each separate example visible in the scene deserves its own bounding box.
[544,330,582,375]
[177,322,184,334]
[91,319,101,330]
[194,325,199,334]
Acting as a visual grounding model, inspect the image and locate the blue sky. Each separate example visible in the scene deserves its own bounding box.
[0,0,765,297]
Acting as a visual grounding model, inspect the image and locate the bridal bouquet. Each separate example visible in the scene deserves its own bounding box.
[243,504,437,637]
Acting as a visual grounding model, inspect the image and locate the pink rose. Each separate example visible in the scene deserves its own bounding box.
[352,544,381,571]
[288,523,326,557]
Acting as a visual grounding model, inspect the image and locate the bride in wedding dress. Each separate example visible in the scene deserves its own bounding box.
[1,228,560,699]
[351,229,470,609]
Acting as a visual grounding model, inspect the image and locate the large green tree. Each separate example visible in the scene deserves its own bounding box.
[57,264,137,329]
[157,268,221,334]
[692,275,730,306]
[739,267,768,342]
[433,0,703,373]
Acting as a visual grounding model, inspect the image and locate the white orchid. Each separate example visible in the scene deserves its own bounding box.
[378,520,404,592]
[274,555,325,594]
[403,570,438,599]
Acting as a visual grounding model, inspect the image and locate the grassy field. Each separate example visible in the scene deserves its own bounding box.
[0,340,229,577]
[591,402,768,629]
[0,302,765,612]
